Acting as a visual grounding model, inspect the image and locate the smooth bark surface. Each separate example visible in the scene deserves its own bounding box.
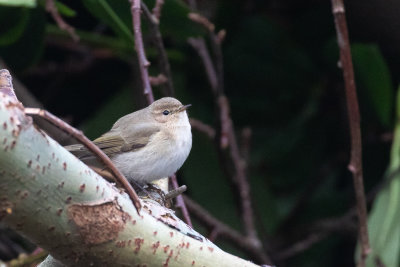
[0,92,259,267]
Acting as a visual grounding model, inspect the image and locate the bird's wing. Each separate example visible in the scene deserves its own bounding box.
[93,123,161,157]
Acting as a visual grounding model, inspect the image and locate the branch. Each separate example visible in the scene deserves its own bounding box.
[152,0,165,22]
[330,0,370,265]
[0,73,260,267]
[188,15,261,253]
[141,2,175,96]
[130,0,154,103]
[190,118,216,139]
[183,196,272,265]
[170,174,192,227]
[187,37,218,92]
[24,108,142,214]
[45,0,79,42]
[130,0,192,226]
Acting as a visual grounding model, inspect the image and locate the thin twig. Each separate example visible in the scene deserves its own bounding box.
[188,9,263,259]
[24,108,142,214]
[184,196,271,264]
[141,2,174,96]
[45,0,79,42]
[130,0,191,225]
[149,73,168,87]
[130,0,154,103]
[240,127,252,164]
[189,118,216,139]
[152,0,164,21]
[277,209,357,260]
[170,174,192,227]
[330,0,370,265]
[188,13,215,32]
[187,37,218,92]
[165,185,187,200]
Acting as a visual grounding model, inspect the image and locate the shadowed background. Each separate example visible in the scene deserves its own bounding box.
[1,0,400,266]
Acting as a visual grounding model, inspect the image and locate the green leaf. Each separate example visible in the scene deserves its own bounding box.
[82,0,134,44]
[352,43,393,127]
[359,86,400,266]
[0,0,36,7]
[55,1,76,17]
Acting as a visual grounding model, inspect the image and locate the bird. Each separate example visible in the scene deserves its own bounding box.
[65,97,192,185]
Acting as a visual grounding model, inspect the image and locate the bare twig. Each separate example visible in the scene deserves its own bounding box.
[170,174,192,227]
[130,0,154,103]
[152,0,165,21]
[141,2,174,96]
[187,37,218,92]
[149,73,168,87]
[240,127,252,163]
[188,13,215,32]
[45,0,79,42]
[188,7,264,260]
[165,185,187,200]
[184,196,271,264]
[130,0,191,225]
[189,118,216,139]
[24,108,142,214]
[188,16,268,264]
[330,0,370,265]
[277,209,357,260]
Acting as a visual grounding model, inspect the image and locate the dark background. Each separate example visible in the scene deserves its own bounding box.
[1,0,400,266]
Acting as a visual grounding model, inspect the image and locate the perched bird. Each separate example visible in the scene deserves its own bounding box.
[66,97,192,184]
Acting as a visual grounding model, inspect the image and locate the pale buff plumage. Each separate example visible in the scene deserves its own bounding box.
[66,97,192,184]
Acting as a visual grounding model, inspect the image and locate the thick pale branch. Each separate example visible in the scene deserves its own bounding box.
[24,108,141,213]
[0,90,260,267]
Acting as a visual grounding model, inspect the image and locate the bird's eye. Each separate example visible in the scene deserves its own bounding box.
[163,110,170,115]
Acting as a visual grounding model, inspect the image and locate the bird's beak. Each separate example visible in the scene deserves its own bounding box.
[178,104,192,112]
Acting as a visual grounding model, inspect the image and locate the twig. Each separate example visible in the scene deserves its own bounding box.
[152,0,164,22]
[24,108,142,214]
[240,127,252,163]
[188,13,215,32]
[184,196,271,264]
[141,2,175,96]
[130,0,154,103]
[165,185,187,200]
[277,209,357,260]
[130,0,191,225]
[170,174,192,227]
[187,37,218,92]
[149,73,168,87]
[188,9,263,260]
[189,118,216,139]
[45,0,79,42]
[330,0,370,265]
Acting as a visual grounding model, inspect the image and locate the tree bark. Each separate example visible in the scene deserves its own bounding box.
[0,80,260,266]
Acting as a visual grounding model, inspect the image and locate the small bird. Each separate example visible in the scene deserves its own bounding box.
[66,97,192,184]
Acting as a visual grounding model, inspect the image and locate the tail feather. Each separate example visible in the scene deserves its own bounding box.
[65,144,93,160]
[65,144,104,170]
